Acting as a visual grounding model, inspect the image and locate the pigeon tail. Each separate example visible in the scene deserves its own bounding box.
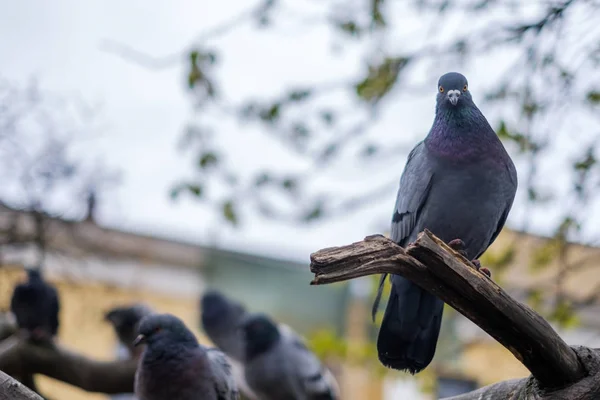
[376,275,444,374]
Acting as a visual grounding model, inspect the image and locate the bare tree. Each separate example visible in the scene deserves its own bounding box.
[0,77,120,266]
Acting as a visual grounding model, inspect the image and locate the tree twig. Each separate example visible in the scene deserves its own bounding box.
[309,230,585,389]
[0,336,136,394]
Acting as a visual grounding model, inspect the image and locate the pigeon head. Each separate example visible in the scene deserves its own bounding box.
[201,290,245,323]
[436,72,473,108]
[134,313,198,348]
[240,313,281,359]
[26,268,43,281]
[105,304,151,331]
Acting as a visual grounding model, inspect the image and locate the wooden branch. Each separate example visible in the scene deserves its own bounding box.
[310,231,585,389]
[0,336,136,394]
[442,346,600,400]
[0,370,42,400]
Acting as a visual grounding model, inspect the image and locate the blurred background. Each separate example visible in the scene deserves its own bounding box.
[1,0,600,399]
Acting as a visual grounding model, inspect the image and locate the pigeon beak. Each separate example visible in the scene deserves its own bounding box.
[447,90,460,106]
[133,334,146,347]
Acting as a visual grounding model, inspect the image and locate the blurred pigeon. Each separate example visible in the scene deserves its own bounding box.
[200,290,247,362]
[372,72,518,373]
[134,313,239,400]
[200,290,339,400]
[241,313,340,400]
[200,290,261,400]
[105,303,154,358]
[10,268,60,342]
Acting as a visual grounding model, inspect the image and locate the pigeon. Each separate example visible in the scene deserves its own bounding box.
[200,290,340,400]
[134,313,239,400]
[200,290,247,362]
[201,290,261,400]
[373,72,518,374]
[240,313,340,400]
[105,303,154,358]
[10,268,60,342]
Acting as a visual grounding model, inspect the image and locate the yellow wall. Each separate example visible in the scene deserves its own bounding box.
[1,267,207,400]
[461,341,530,386]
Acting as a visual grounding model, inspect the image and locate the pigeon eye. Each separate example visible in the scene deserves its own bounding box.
[154,327,162,334]
[439,86,444,93]
[463,84,468,92]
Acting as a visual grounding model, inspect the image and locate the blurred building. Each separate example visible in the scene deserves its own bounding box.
[0,205,355,400]
[1,204,600,399]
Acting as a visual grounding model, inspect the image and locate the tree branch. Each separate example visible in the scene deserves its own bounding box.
[443,346,600,400]
[309,230,585,390]
[0,370,42,400]
[0,336,136,394]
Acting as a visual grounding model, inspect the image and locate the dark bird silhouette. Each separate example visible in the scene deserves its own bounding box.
[200,290,248,362]
[10,268,60,342]
[373,72,518,373]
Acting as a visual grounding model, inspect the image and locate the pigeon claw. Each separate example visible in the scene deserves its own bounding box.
[480,267,492,278]
[470,259,492,279]
[448,238,467,258]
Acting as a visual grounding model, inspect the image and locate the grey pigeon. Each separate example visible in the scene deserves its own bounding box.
[373,72,518,373]
[200,290,247,362]
[10,268,60,342]
[134,313,239,400]
[201,290,260,400]
[105,303,154,358]
[241,313,339,400]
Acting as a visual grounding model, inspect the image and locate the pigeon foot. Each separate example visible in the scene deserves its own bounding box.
[471,259,492,278]
[448,238,467,258]
[448,239,492,279]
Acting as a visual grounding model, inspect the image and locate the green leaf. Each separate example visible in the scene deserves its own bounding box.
[337,21,361,36]
[496,120,541,153]
[187,65,202,89]
[548,300,579,328]
[526,288,544,310]
[587,91,600,104]
[203,51,217,65]
[303,203,323,222]
[291,123,310,139]
[371,0,386,27]
[254,173,271,187]
[222,200,238,225]
[198,152,219,169]
[259,103,281,123]
[320,143,337,160]
[187,184,203,197]
[522,101,540,118]
[555,216,579,240]
[287,89,312,102]
[355,57,409,103]
[529,241,559,271]
[362,144,378,157]
[574,148,596,171]
[281,177,297,191]
[170,183,203,200]
[319,110,335,126]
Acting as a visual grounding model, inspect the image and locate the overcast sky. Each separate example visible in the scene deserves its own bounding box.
[1,1,594,263]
